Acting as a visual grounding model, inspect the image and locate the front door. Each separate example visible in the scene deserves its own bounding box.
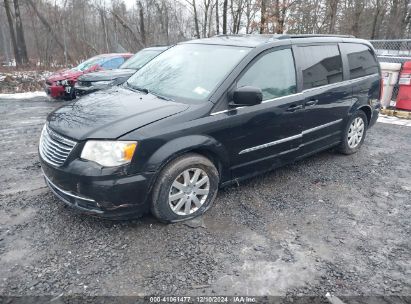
[210,47,305,179]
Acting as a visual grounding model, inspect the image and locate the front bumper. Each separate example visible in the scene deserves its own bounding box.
[40,158,155,219]
[74,85,99,96]
[45,84,71,99]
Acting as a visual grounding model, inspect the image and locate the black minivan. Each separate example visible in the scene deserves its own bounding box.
[39,34,381,222]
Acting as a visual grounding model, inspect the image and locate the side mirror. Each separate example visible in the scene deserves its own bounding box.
[230,86,263,107]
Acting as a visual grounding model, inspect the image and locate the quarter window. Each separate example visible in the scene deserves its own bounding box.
[341,43,379,79]
[297,45,343,90]
[237,48,296,100]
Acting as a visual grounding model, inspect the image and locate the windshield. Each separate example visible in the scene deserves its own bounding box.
[72,57,103,71]
[120,50,163,70]
[126,44,250,102]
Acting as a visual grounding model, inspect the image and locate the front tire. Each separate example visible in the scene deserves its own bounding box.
[151,153,219,223]
[337,111,368,155]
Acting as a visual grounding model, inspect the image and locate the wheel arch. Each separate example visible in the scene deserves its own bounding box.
[349,103,373,126]
[357,105,372,125]
[145,135,231,183]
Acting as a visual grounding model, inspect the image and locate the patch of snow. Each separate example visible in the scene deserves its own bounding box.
[0,91,47,99]
[377,114,411,127]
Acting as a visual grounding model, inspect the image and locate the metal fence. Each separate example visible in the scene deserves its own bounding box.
[369,39,411,102]
[370,39,411,59]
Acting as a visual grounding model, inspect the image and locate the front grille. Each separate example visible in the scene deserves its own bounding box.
[77,81,91,87]
[39,125,76,167]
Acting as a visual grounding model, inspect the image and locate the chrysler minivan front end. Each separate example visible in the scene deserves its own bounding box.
[39,123,156,218]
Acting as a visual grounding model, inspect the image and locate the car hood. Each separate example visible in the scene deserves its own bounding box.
[47,69,83,82]
[78,69,136,82]
[47,86,190,140]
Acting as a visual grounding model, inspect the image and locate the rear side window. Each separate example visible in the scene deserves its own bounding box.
[341,43,379,79]
[237,48,296,100]
[297,45,343,90]
[102,57,125,69]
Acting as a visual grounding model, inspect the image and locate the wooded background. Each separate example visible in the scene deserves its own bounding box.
[1,0,410,67]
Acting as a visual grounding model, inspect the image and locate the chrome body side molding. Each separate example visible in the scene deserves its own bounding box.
[238,119,342,154]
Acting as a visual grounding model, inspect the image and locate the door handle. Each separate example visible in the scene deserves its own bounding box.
[305,99,318,106]
[286,104,303,112]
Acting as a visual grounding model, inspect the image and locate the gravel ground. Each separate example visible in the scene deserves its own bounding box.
[0,97,410,299]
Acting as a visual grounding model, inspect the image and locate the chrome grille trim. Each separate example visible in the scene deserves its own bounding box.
[39,125,76,167]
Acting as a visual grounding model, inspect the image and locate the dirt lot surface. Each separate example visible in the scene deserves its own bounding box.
[0,97,410,299]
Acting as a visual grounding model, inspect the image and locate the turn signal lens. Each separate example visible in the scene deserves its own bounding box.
[123,143,137,161]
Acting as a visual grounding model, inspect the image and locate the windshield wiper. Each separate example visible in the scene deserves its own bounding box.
[126,81,149,94]
[149,91,174,101]
[126,82,173,101]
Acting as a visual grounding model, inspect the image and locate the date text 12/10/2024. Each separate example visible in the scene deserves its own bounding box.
[149,297,257,303]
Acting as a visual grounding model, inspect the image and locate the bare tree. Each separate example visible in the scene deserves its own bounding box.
[231,0,245,33]
[222,0,228,33]
[397,0,411,38]
[208,1,215,36]
[203,0,212,37]
[350,0,365,36]
[26,0,73,62]
[3,0,20,64]
[111,8,143,48]
[0,22,10,63]
[191,0,201,38]
[0,0,409,67]
[12,0,28,64]
[99,8,110,52]
[370,0,385,39]
[138,1,146,46]
[260,0,266,33]
[327,0,339,33]
[155,1,170,43]
[215,0,220,34]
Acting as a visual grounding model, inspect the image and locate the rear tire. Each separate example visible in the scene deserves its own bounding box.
[151,153,219,223]
[337,110,368,155]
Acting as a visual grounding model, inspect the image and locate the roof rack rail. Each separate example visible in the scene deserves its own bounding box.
[277,34,355,39]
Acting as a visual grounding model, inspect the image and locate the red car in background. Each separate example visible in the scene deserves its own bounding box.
[45,53,132,100]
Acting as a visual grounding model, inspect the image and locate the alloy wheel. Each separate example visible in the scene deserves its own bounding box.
[168,168,210,215]
[347,117,365,149]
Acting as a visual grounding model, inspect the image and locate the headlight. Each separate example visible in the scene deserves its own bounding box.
[56,80,69,86]
[91,80,113,86]
[81,141,137,167]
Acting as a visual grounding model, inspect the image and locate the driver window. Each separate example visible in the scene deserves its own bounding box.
[237,48,297,101]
